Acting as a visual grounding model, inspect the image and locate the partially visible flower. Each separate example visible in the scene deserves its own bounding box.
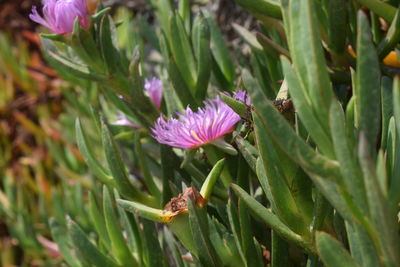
[112,114,139,128]
[233,89,251,105]
[29,0,89,35]
[152,97,240,148]
[145,77,163,108]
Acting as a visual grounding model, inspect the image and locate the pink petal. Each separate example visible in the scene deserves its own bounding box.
[29,6,52,30]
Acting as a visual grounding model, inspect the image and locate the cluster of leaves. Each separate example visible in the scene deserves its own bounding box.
[3,0,400,266]
[0,30,100,266]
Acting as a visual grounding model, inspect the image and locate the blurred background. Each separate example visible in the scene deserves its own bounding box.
[1,0,72,265]
[0,1,254,266]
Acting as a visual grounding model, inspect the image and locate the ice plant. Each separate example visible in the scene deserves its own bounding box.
[144,77,163,108]
[20,0,400,265]
[152,97,240,149]
[29,0,89,34]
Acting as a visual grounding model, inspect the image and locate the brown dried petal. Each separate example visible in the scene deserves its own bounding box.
[164,187,207,216]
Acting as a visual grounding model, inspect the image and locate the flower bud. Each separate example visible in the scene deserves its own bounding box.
[144,77,163,109]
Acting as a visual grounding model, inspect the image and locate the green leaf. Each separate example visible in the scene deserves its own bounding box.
[327,0,347,54]
[49,218,82,267]
[358,134,400,265]
[289,167,314,221]
[356,11,381,159]
[310,191,331,233]
[161,72,185,116]
[40,33,67,43]
[168,58,198,107]
[117,199,172,223]
[114,190,143,263]
[208,219,245,267]
[204,11,235,89]
[381,77,393,150]
[231,184,314,253]
[101,120,156,206]
[253,114,310,236]
[345,222,380,267]
[357,0,396,22]
[390,77,400,203]
[102,89,149,128]
[100,15,122,74]
[376,150,388,196]
[220,92,248,119]
[160,145,174,206]
[281,57,334,157]
[370,12,382,44]
[69,220,120,267]
[377,6,400,59]
[203,146,233,186]
[246,77,352,220]
[142,220,167,267]
[42,39,106,81]
[227,200,247,264]
[51,188,66,226]
[271,231,289,267]
[233,24,263,52]
[329,100,367,213]
[200,158,225,200]
[169,212,198,255]
[350,69,359,127]
[287,0,333,136]
[127,48,159,122]
[134,134,161,200]
[244,70,340,181]
[210,139,238,156]
[256,32,290,59]
[163,228,186,267]
[235,135,257,173]
[71,18,105,73]
[188,198,222,267]
[255,158,277,212]
[238,199,263,267]
[103,186,138,266]
[169,13,197,90]
[178,0,190,32]
[180,148,197,169]
[152,0,172,36]
[234,0,282,19]
[316,232,359,267]
[88,193,111,249]
[192,14,211,100]
[92,7,112,22]
[75,118,114,187]
[138,16,160,51]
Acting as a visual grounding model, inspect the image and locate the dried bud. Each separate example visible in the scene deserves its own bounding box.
[164,187,207,216]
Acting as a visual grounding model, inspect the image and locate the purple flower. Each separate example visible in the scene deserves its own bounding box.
[29,0,89,34]
[152,97,241,149]
[112,114,140,128]
[145,78,163,108]
[233,89,251,105]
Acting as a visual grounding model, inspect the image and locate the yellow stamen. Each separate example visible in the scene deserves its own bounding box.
[190,130,203,143]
